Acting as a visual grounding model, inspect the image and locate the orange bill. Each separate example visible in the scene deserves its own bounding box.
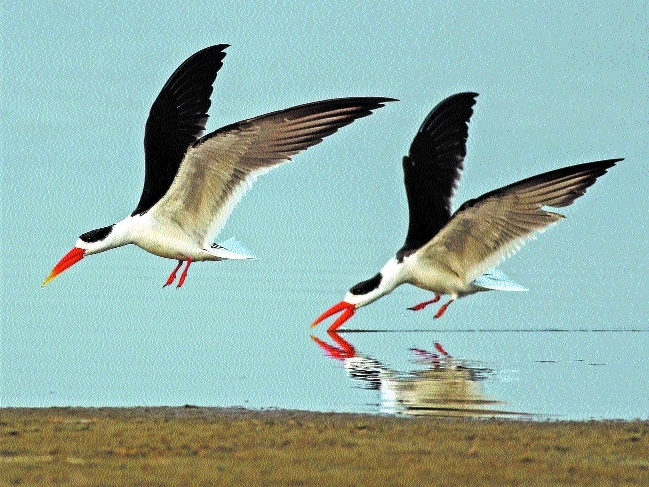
[42,247,85,287]
[310,301,355,332]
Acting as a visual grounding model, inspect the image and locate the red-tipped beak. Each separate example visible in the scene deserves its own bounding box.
[310,301,356,332]
[42,247,86,287]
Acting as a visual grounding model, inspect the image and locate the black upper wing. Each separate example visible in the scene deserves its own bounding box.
[132,44,229,216]
[397,92,478,259]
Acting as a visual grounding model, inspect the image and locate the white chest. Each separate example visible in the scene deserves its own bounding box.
[127,214,213,261]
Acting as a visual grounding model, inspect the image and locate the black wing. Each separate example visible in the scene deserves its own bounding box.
[132,44,229,216]
[397,92,478,259]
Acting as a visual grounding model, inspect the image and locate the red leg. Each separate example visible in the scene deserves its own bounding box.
[434,342,449,356]
[177,257,192,288]
[434,299,454,319]
[408,294,441,311]
[164,260,183,287]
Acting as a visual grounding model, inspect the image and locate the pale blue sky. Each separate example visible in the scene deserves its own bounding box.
[2,1,647,411]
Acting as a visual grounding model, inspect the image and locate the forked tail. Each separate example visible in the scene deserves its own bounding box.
[210,237,255,260]
[473,269,528,291]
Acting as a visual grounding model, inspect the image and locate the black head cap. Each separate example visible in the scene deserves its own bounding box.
[79,224,115,243]
[349,273,382,296]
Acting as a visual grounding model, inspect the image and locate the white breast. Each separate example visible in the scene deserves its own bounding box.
[125,213,217,261]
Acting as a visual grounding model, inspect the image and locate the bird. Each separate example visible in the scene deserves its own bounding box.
[42,45,395,287]
[311,92,622,331]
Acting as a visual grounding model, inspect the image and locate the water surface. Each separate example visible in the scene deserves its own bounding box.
[309,328,649,419]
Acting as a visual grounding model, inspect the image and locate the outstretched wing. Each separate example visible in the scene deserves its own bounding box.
[397,92,478,259]
[133,44,229,216]
[417,158,621,283]
[151,97,396,247]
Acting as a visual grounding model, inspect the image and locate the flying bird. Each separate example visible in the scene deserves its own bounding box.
[311,92,621,331]
[42,45,395,287]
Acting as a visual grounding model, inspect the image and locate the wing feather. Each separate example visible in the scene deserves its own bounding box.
[416,158,621,283]
[151,97,395,247]
[134,45,229,216]
[397,93,479,259]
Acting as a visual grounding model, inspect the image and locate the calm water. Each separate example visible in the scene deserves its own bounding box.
[309,329,649,419]
[6,279,648,421]
[4,261,649,419]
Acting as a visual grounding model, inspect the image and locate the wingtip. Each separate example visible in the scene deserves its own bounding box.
[357,97,399,108]
[193,44,230,58]
[416,92,479,135]
[208,43,230,50]
[374,97,398,109]
[584,157,623,175]
[458,91,479,99]
[595,157,623,167]
[333,96,398,107]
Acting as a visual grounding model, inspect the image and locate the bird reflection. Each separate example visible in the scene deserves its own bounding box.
[312,332,519,417]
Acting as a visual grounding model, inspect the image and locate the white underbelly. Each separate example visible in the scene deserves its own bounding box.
[404,255,470,296]
[130,216,215,261]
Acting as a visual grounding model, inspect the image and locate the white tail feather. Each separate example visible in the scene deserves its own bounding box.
[210,237,255,260]
[473,269,528,291]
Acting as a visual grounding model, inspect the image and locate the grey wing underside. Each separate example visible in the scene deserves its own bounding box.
[416,158,621,284]
[150,97,395,248]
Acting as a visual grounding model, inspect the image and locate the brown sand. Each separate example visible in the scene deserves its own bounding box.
[1,407,648,486]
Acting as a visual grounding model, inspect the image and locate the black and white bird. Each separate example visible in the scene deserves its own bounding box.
[42,45,394,287]
[311,92,621,331]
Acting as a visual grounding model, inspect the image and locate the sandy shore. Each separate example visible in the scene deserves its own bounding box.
[1,407,648,486]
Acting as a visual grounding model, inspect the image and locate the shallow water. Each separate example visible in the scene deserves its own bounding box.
[7,321,648,420]
[4,261,648,420]
[308,329,649,419]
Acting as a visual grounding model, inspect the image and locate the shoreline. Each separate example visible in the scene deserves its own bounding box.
[2,406,648,486]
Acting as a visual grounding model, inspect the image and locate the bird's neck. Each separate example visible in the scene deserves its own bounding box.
[348,258,406,308]
[378,257,407,293]
[78,217,137,255]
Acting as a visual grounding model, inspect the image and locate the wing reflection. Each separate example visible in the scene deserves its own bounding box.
[312,332,521,417]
